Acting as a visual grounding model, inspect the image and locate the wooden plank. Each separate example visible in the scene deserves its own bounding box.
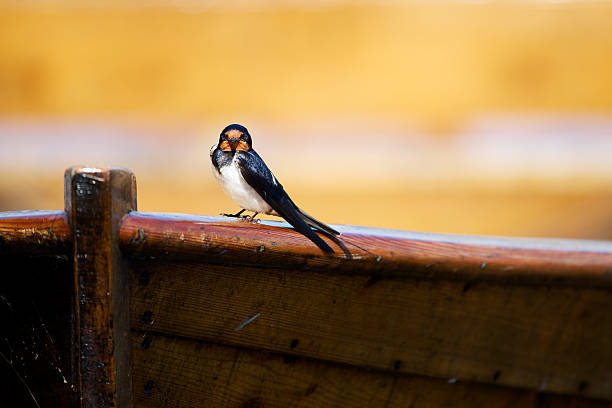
[0,211,70,254]
[0,255,75,408]
[131,334,612,408]
[120,212,612,287]
[130,260,612,400]
[65,167,136,408]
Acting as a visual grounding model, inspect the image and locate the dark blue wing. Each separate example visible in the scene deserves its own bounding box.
[235,150,335,254]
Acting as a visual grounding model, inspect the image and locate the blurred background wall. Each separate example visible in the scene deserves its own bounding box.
[1,0,611,239]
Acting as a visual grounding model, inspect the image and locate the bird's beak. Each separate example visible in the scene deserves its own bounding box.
[228,139,240,151]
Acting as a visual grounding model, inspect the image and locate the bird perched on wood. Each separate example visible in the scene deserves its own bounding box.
[211,123,338,254]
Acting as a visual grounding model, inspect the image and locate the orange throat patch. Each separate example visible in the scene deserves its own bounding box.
[234,141,250,151]
[219,140,232,152]
[220,140,249,152]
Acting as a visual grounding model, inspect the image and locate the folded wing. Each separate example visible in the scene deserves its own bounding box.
[235,151,336,254]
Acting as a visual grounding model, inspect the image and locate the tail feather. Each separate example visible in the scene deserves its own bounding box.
[301,228,335,254]
[274,200,335,254]
[298,209,339,236]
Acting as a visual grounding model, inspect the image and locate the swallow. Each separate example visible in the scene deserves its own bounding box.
[211,124,338,254]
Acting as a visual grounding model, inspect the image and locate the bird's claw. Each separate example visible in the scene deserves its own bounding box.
[220,212,248,219]
[220,209,258,222]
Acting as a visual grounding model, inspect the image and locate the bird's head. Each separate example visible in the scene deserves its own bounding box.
[218,124,252,153]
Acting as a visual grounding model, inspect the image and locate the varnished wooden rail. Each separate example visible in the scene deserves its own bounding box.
[123,211,612,404]
[0,210,70,254]
[1,166,612,408]
[119,211,612,287]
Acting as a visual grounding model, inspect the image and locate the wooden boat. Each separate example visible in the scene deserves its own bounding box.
[1,167,611,407]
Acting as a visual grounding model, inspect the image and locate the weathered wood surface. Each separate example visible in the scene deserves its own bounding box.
[130,259,612,400]
[0,211,74,406]
[131,334,612,408]
[3,169,612,406]
[120,212,612,287]
[0,254,75,407]
[65,167,136,408]
[0,210,70,254]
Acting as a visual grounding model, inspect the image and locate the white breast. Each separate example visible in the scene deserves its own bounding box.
[212,158,275,215]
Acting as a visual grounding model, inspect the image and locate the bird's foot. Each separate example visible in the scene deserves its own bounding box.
[245,212,259,222]
[220,209,247,218]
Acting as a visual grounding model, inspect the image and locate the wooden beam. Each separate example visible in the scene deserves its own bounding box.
[130,259,612,400]
[131,334,612,408]
[65,167,136,408]
[0,211,70,254]
[120,212,612,287]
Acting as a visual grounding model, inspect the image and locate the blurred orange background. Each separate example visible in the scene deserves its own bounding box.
[1,1,611,239]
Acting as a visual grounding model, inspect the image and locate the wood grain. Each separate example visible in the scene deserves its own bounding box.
[65,167,136,408]
[131,334,612,408]
[3,172,612,405]
[120,212,612,287]
[0,210,69,254]
[130,259,612,400]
